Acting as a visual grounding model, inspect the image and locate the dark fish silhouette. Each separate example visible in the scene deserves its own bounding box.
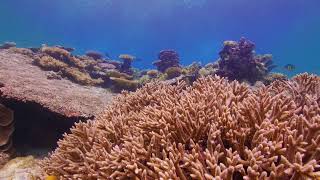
[284,64,296,71]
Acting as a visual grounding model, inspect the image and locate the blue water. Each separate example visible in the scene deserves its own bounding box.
[1,0,319,75]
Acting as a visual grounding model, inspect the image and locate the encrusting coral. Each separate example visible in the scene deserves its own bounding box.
[41,73,320,179]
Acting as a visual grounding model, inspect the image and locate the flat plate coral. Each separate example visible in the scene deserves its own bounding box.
[0,49,115,119]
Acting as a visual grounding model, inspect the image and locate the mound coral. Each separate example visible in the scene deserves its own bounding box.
[153,50,180,72]
[216,37,276,84]
[0,104,14,154]
[41,73,320,179]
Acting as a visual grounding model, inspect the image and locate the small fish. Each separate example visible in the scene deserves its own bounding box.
[283,64,296,71]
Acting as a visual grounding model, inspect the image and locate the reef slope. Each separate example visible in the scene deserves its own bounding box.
[0,49,115,119]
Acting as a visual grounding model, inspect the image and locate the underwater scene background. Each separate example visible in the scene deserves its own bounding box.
[1,0,320,75]
[1,0,320,179]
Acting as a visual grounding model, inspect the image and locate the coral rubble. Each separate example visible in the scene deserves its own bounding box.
[42,73,320,179]
[216,37,276,84]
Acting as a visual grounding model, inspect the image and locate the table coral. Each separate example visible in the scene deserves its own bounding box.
[41,73,320,179]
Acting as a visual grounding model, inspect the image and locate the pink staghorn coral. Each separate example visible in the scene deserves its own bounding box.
[41,73,320,179]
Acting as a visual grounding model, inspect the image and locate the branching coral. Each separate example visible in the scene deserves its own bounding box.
[41,73,320,179]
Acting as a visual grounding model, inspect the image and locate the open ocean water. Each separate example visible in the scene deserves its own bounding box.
[1,0,319,75]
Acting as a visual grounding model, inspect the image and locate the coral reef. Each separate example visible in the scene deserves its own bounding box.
[41,73,320,179]
[153,50,180,72]
[0,104,14,154]
[216,37,276,84]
